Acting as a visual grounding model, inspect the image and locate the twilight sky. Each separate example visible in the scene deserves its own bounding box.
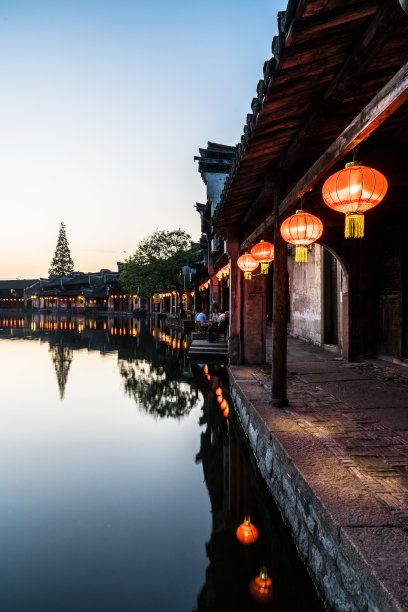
[0,0,287,278]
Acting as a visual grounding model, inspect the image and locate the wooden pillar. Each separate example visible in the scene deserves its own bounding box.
[243,274,266,364]
[227,227,243,364]
[272,191,288,406]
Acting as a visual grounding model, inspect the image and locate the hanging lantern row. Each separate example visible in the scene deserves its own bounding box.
[236,240,275,280]
[280,210,323,263]
[251,239,274,274]
[199,280,210,292]
[278,161,388,263]
[216,264,230,281]
[322,162,387,238]
[237,253,258,280]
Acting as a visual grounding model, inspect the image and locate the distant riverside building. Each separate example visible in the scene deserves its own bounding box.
[0,280,39,309]
[0,266,140,313]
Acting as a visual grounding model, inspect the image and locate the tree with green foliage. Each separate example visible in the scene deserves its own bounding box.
[48,222,74,277]
[120,229,199,306]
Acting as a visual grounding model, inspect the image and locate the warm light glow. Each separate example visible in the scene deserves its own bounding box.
[280,210,323,263]
[322,162,388,238]
[250,567,273,604]
[237,253,258,280]
[236,517,259,545]
[251,240,274,274]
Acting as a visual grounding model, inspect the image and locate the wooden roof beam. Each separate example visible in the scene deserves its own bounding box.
[277,0,402,175]
[241,180,278,225]
[241,61,408,250]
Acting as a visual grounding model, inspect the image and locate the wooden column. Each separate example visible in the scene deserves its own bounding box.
[272,191,288,406]
[227,227,243,364]
[243,274,266,364]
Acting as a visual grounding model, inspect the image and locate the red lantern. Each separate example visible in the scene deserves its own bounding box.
[251,240,274,274]
[280,210,323,262]
[237,253,258,280]
[322,162,388,238]
[236,517,259,545]
[217,395,223,404]
[223,406,229,417]
[215,387,222,396]
[220,399,228,411]
[249,567,273,604]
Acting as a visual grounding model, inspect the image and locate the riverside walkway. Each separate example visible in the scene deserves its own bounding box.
[229,337,408,611]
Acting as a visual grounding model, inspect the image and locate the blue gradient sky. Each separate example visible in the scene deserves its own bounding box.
[0,0,286,278]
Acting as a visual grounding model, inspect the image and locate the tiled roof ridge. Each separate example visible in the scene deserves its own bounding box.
[214,1,300,222]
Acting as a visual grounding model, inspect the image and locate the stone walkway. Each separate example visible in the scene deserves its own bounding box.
[231,336,408,611]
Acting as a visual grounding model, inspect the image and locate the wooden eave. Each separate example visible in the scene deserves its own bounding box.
[213,0,408,235]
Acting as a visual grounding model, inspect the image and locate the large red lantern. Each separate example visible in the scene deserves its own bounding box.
[280,210,323,262]
[251,240,274,275]
[322,162,388,238]
[236,517,259,545]
[249,567,273,604]
[237,253,258,280]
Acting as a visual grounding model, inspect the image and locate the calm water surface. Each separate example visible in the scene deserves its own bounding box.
[0,314,323,611]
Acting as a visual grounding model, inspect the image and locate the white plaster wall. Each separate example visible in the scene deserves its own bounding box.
[288,244,322,345]
[203,172,229,215]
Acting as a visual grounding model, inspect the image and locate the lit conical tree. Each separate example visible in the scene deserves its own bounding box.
[48,222,74,277]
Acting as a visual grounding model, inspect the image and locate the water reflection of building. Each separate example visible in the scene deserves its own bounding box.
[0,314,193,411]
[194,366,324,611]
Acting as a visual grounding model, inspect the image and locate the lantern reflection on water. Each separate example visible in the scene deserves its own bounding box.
[249,567,273,604]
[236,516,259,545]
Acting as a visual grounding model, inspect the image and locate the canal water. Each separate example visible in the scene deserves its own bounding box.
[0,314,324,612]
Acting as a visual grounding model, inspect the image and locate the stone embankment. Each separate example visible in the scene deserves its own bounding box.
[229,338,408,612]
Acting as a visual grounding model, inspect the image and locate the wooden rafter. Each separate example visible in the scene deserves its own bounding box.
[277,0,402,174]
[241,61,408,250]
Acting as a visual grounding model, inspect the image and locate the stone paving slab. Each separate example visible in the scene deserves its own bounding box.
[315,380,408,409]
[297,371,372,383]
[288,361,345,374]
[356,407,408,431]
[341,527,408,612]
[231,336,408,610]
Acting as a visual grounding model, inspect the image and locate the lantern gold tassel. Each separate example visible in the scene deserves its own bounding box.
[260,263,269,275]
[244,272,252,280]
[345,213,364,238]
[295,245,308,263]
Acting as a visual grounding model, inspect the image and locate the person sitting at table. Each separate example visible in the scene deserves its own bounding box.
[195,308,209,330]
[208,311,229,342]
